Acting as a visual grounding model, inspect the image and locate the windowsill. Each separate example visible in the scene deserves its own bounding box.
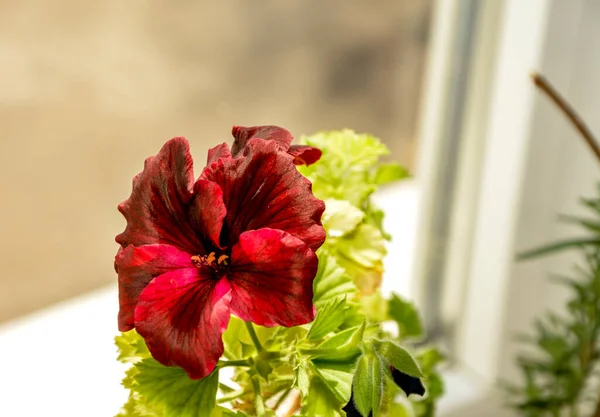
[0,287,504,416]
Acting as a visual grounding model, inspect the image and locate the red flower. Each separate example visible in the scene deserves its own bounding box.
[231,125,322,166]
[115,132,325,379]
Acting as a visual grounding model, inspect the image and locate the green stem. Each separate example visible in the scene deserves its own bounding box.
[245,321,265,353]
[217,389,251,404]
[251,375,266,417]
[218,358,251,368]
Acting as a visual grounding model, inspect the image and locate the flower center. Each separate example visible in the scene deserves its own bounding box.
[191,252,229,273]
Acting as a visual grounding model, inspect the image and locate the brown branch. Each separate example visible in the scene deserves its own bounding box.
[531,73,600,164]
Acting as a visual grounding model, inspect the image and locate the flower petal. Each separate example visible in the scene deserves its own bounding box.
[231,125,294,156]
[115,244,193,331]
[201,138,326,251]
[189,180,227,248]
[207,142,232,165]
[228,228,318,327]
[288,145,322,166]
[135,270,232,380]
[116,138,203,253]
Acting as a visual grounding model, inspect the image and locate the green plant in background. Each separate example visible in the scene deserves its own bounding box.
[507,189,600,417]
[114,130,444,417]
[506,75,600,417]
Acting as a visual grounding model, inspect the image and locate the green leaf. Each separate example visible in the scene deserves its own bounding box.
[360,292,389,323]
[311,359,355,404]
[301,375,345,417]
[375,341,423,378]
[307,297,348,340]
[336,223,387,269]
[558,214,600,233]
[517,238,600,260]
[372,163,409,185]
[222,316,278,359]
[322,199,365,238]
[210,407,247,417]
[298,130,391,206]
[116,393,160,417]
[133,358,219,417]
[416,347,444,374]
[353,352,384,417]
[295,362,311,398]
[387,401,415,417]
[388,294,423,340]
[313,249,356,305]
[364,205,391,241]
[309,322,365,359]
[302,130,390,171]
[115,330,151,364]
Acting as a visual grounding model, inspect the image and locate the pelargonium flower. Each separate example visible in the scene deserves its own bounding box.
[231,125,322,166]
[115,128,326,379]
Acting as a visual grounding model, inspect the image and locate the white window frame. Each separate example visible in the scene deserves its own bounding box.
[415,0,600,415]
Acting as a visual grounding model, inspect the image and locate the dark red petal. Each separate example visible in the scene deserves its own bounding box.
[189,180,227,249]
[135,270,232,380]
[115,244,193,331]
[207,142,232,165]
[228,228,318,327]
[201,138,326,251]
[288,145,322,166]
[116,138,204,253]
[231,125,294,156]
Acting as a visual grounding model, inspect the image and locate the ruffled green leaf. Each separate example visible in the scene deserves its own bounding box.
[307,322,365,360]
[115,330,151,364]
[133,359,219,417]
[322,199,365,238]
[307,297,348,340]
[302,376,345,417]
[336,223,387,269]
[313,249,356,305]
[312,359,354,404]
[372,163,409,185]
[298,130,402,207]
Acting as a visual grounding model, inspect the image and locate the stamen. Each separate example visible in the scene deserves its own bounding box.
[191,252,228,269]
[206,252,216,265]
[217,254,229,265]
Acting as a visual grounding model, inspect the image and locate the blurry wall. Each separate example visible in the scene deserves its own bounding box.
[0,1,431,322]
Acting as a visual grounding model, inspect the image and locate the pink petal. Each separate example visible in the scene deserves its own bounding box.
[207,142,232,165]
[201,138,326,251]
[229,228,318,327]
[135,270,232,380]
[116,138,203,253]
[288,145,322,166]
[189,180,227,249]
[115,244,193,331]
[231,125,294,156]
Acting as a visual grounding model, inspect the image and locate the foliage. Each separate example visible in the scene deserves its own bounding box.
[115,130,443,417]
[508,186,600,416]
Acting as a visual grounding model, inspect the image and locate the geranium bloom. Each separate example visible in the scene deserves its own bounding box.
[115,127,326,379]
[231,125,322,166]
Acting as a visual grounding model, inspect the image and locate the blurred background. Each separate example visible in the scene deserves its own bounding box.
[0,0,430,322]
[2,0,600,416]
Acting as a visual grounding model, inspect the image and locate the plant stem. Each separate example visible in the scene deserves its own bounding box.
[245,321,265,353]
[531,73,600,164]
[217,389,251,404]
[218,358,251,368]
[251,375,266,417]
